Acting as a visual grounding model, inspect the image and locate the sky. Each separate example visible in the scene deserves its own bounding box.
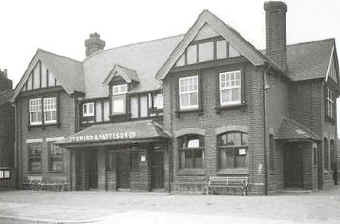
[0,0,339,129]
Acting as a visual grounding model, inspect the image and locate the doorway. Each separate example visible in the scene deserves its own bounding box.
[87,150,98,189]
[117,151,130,189]
[151,151,164,189]
[284,145,303,188]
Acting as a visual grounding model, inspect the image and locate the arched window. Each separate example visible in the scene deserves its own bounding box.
[178,134,204,169]
[324,138,329,171]
[217,132,248,169]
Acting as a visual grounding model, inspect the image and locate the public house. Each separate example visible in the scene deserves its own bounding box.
[11,1,340,194]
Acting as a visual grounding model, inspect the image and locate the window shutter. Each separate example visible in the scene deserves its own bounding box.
[241,69,246,104]
[324,86,328,120]
[175,76,180,118]
[198,71,203,115]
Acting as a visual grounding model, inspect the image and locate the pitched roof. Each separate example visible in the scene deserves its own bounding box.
[11,49,84,101]
[103,64,140,85]
[0,89,13,106]
[277,117,320,141]
[155,10,282,80]
[286,39,335,81]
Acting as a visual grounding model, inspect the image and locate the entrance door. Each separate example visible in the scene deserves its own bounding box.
[117,152,130,189]
[87,151,98,189]
[151,151,164,189]
[317,146,323,189]
[284,146,303,188]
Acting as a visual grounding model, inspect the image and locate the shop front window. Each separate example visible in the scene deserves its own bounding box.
[178,134,204,169]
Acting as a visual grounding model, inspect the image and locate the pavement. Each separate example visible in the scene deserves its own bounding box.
[0,186,340,224]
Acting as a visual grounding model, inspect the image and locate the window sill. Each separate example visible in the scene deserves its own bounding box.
[47,171,64,174]
[175,108,203,118]
[28,122,60,130]
[217,168,248,175]
[215,103,246,114]
[177,168,206,176]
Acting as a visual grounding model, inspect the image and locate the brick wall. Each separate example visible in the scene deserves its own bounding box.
[16,90,76,188]
[163,60,266,194]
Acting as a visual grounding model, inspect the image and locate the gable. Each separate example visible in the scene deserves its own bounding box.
[103,64,139,86]
[156,10,274,80]
[20,60,60,92]
[326,48,339,83]
[175,24,241,67]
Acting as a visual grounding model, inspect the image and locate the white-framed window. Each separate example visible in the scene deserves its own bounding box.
[83,102,95,117]
[112,84,127,114]
[219,70,241,106]
[326,88,335,119]
[112,84,128,95]
[154,93,164,109]
[43,97,57,124]
[179,75,199,110]
[29,98,42,125]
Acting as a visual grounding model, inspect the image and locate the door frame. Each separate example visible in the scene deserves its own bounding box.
[284,144,304,188]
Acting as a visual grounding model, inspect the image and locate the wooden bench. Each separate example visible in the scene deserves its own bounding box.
[207,176,248,196]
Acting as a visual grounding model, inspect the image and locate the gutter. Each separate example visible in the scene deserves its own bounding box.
[263,63,271,195]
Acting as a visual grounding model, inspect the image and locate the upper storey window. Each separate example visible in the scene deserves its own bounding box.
[219,71,242,106]
[175,38,241,67]
[325,87,335,121]
[29,97,57,126]
[83,102,94,117]
[179,75,199,110]
[112,84,128,114]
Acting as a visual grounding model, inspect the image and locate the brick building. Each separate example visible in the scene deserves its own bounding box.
[11,1,339,194]
[0,69,15,189]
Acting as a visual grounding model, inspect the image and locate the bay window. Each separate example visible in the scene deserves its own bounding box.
[218,132,248,169]
[219,71,241,106]
[179,135,204,169]
[179,75,199,110]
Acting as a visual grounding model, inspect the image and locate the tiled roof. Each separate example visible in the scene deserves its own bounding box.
[0,89,14,106]
[56,120,170,146]
[277,117,320,141]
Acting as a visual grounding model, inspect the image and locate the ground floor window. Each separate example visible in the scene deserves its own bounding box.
[178,135,204,169]
[28,143,42,172]
[217,132,248,169]
[48,142,64,172]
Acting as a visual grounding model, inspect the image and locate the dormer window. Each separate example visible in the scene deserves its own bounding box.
[83,102,94,117]
[112,84,128,114]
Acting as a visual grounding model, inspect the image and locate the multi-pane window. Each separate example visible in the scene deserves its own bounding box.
[326,88,335,120]
[179,135,204,169]
[83,102,95,117]
[28,143,42,172]
[48,142,64,172]
[112,84,127,114]
[219,71,241,106]
[43,97,57,124]
[29,98,42,125]
[175,38,241,67]
[179,76,199,110]
[218,132,248,169]
[129,92,163,119]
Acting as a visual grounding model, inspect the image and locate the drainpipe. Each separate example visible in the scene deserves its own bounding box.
[263,64,271,195]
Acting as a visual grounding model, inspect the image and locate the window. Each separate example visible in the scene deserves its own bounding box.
[154,93,164,110]
[326,88,335,120]
[48,142,64,172]
[112,84,127,114]
[219,71,241,106]
[198,41,214,62]
[95,101,102,122]
[218,132,248,169]
[179,76,199,110]
[83,102,95,117]
[28,143,42,172]
[178,135,204,169]
[130,96,139,118]
[29,98,42,125]
[43,97,57,124]
[324,138,329,171]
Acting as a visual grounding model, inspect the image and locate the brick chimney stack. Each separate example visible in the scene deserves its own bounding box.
[264,1,287,71]
[85,33,105,57]
[0,68,12,91]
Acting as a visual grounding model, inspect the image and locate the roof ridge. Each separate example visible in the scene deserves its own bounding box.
[83,34,184,62]
[37,48,82,63]
[286,38,335,48]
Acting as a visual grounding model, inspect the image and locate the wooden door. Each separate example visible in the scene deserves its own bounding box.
[151,151,164,189]
[87,151,98,189]
[317,146,323,189]
[284,147,303,188]
[117,152,130,189]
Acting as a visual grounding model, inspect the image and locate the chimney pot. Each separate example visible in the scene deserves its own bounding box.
[85,32,105,57]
